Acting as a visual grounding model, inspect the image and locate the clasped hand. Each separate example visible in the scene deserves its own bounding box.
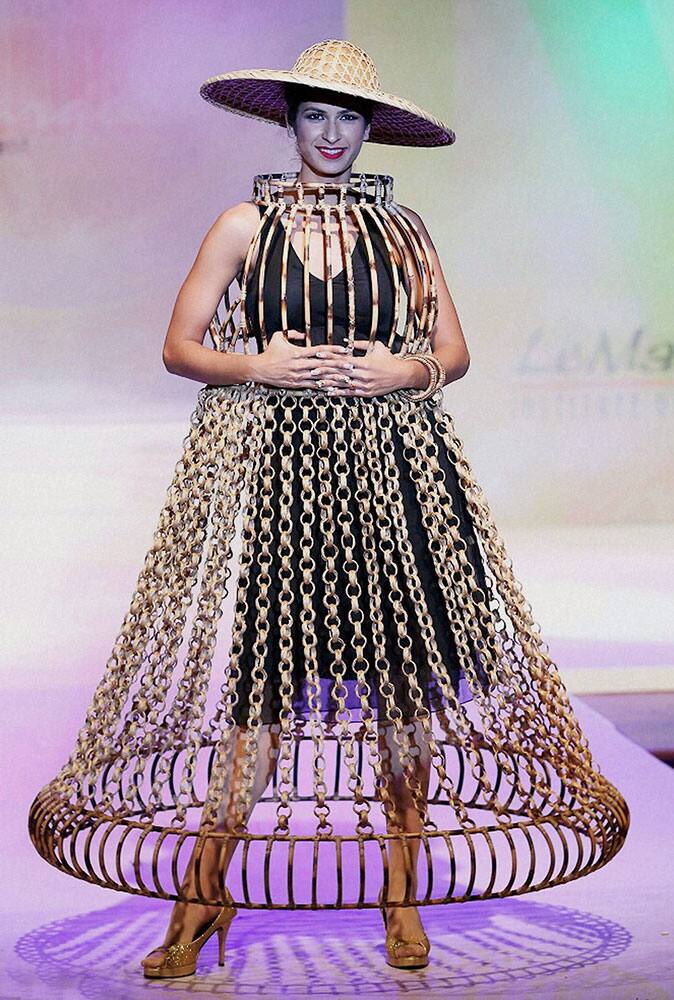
[252,329,419,397]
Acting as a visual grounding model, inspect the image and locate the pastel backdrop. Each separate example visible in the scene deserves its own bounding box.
[1,1,672,712]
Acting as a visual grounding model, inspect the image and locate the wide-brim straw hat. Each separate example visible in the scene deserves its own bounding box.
[199,38,455,148]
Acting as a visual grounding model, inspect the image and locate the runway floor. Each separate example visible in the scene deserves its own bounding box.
[2,691,672,1000]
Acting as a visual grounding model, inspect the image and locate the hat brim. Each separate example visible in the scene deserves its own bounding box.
[199,70,455,148]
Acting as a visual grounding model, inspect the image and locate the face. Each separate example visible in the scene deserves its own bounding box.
[291,99,371,180]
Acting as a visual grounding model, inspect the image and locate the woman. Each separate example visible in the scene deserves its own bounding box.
[28,39,629,981]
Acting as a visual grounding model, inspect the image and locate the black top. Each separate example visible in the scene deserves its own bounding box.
[244,203,402,350]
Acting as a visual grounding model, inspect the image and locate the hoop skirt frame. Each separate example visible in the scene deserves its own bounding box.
[28,171,629,911]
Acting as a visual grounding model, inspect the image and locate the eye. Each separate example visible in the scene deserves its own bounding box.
[304,111,359,121]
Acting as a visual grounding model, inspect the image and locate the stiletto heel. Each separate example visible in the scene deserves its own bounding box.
[378,888,430,970]
[141,887,237,979]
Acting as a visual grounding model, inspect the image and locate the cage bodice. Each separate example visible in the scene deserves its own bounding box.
[209,171,438,357]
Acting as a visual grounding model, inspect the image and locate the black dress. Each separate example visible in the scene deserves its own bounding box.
[231,202,490,725]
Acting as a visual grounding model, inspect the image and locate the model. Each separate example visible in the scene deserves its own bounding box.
[28,38,630,980]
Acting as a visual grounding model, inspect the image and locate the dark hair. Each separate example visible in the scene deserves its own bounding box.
[283,82,373,131]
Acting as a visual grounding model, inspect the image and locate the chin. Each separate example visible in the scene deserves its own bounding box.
[307,154,355,175]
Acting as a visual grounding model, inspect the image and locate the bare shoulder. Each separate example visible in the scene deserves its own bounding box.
[396,202,434,243]
[187,200,261,281]
[396,201,422,222]
[206,200,260,251]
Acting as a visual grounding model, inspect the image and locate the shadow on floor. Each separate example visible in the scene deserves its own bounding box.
[8,892,632,999]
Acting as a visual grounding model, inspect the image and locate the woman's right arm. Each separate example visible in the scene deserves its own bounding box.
[162,201,353,389]
[161,201,264,386]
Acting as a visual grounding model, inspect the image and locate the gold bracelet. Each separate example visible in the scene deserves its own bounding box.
[432,355,447,390]
[402,355,437,400]
[416,356,440,399]
[419,355,446,397]
[400,353,445,402]
[402,354,435,391]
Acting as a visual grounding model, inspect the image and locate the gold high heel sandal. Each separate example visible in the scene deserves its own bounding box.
[141,888,237,979]
[378,888,431,970]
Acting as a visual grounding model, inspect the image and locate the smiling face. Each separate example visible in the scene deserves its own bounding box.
[286,89,372,183]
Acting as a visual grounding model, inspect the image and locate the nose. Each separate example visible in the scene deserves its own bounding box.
[322,121,341,144]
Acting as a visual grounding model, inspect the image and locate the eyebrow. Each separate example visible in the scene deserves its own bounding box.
[301,106,358,114]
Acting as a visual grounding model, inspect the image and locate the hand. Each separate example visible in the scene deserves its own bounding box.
[317,340,429,397]
[250,329,353,390]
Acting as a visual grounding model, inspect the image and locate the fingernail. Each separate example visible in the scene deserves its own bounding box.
[343,363,353,370]
[316,351,325,357]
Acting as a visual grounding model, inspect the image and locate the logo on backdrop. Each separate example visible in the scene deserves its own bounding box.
[518,327,672,378]
[515,326,672,420]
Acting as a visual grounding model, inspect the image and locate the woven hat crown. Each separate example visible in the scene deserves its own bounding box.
[198,37,456,147]
[291,39,380,93]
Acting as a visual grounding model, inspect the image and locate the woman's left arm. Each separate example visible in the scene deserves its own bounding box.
[396,204,471,391]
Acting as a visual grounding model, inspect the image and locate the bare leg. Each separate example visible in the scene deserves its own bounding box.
[377,714,432,960]
[142,723,279,968]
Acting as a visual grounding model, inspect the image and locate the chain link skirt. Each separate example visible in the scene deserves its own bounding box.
[233,385,491,725]
[28,382,630,910]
